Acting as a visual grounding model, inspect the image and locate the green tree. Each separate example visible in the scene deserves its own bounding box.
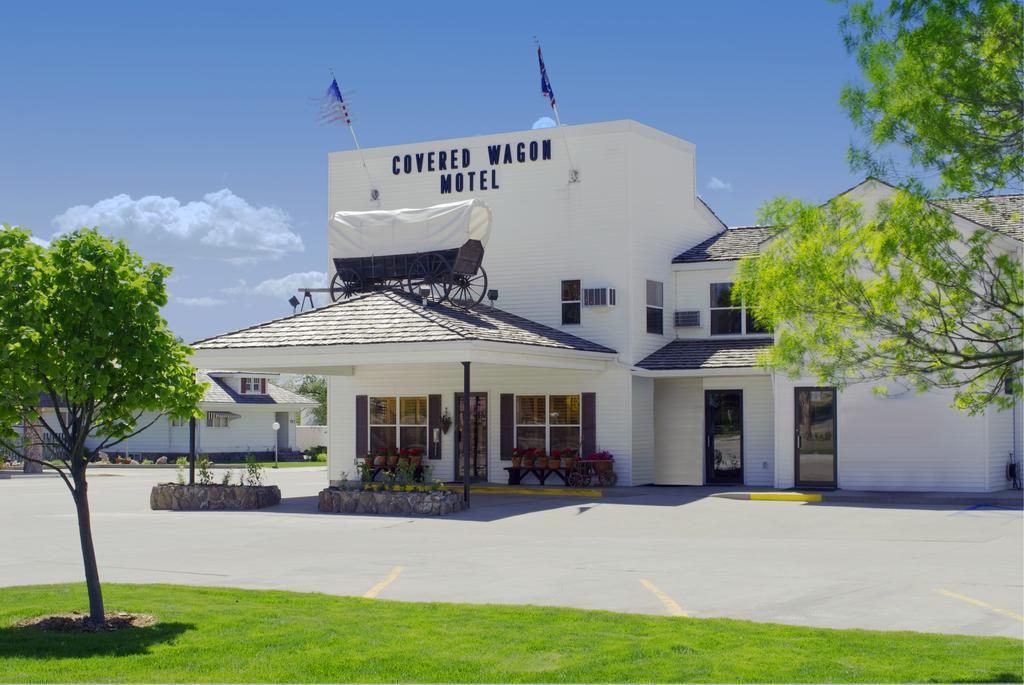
[0,226,204,623]
[294,375,327,425]
[735,0,1023,414]
[840,0,1023,193]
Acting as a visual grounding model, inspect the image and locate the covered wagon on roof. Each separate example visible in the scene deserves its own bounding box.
[327,199,492,307]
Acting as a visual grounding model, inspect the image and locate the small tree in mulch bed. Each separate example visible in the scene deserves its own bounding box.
[0,226,205,625]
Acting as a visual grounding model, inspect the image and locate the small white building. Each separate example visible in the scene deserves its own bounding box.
[190,120,1022,491]
[72,370,317,459]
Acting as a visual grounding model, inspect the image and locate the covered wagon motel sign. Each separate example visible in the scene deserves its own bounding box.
[391,138,553,194]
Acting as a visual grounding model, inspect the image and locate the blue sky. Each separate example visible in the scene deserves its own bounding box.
[0,0,863,342]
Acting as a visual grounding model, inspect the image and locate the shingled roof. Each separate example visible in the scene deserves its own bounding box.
[672,226,774,263]
[198,371,316,406]
[934,195,1023,241]
[191,290,615,355]
[637,337,773,371]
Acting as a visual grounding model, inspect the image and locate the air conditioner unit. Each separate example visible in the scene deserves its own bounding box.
[583,287,616,307]
[674,310,700,327]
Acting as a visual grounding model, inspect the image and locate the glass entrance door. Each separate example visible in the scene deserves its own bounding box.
[705,390,743,484]
[794,387,837,487]
[454,393,488,482]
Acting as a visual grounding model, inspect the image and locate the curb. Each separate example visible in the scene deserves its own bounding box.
[714,492,822,502]
[712,491,1023,508]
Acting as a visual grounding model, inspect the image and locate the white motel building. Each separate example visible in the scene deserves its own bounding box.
[191,120,1023,492]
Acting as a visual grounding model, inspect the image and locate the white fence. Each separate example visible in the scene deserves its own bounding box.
[296,425,328,451]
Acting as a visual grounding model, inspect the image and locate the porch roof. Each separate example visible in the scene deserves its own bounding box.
[636,337,773,373]
[189,290,616,373]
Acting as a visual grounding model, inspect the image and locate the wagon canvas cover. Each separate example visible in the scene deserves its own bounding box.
[328,199,492,260]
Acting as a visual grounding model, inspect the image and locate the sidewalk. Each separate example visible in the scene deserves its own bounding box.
[711,487,1024,508]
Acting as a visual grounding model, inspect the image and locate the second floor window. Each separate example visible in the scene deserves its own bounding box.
[561,280,581,325]
[646,280,664,335]
[710,282,770,335]
[241,377,266,394]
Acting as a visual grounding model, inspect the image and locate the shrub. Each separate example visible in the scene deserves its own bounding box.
[244,455,263,486]
[197,456,214,485]
[220,469,232,486]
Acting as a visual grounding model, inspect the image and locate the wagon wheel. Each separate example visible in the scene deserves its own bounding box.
[407,253,451,302]
[330,268,363,302]
[447,266,488,308]
[567,471,586,488]
[374,278,405,292]
[598,472,618,487]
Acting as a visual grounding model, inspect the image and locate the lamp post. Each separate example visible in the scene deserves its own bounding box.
[272,421,281,468]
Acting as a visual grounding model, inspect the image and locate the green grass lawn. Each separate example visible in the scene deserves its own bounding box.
[0,584,1019,683]
[240,460,325,469]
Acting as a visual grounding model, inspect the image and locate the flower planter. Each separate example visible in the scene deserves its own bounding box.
[592,460,613,473]
[561,458,576,469]
[373,455,387,467]
[511,456,522,468]
[150,483,281,511]
[317,487,465,516]
[362,455,374,467]
[535,458,548,468]
[521,458,533,468]
[386,455,400,468]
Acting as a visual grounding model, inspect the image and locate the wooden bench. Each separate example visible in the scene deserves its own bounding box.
[503,466,569,486]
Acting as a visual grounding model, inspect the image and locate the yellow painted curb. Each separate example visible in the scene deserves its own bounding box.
[749,492,822,502]
[441,485,603,497]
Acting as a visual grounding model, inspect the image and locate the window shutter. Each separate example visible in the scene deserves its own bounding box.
[581,392,596,456]
[428,394,441,460]
[500,393,514,460]
[355,395,368,458]
[261,378,267,394]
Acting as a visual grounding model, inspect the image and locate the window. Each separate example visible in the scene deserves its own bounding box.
[241,377,266,394]
[369,396,427,452]
[710,283,770,336]
[561,280,581,325]
[206,412,230,428]
[516,394,581,453]
[646,280,664,334]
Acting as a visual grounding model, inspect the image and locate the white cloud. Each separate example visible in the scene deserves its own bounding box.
[173,296,227,307]
[29,235,49,248]
[707,176,733,192]
[532,116,557,130]
[52,189,303,262]
[250,271,327,298]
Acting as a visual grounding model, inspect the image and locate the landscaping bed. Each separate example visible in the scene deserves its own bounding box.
[0,583,1020,683]
[150,484,281,510]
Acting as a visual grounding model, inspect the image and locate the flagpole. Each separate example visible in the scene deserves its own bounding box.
[534,40,579,184]
[330,68,380,202]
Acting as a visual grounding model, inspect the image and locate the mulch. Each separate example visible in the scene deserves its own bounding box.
[15,611,157,632]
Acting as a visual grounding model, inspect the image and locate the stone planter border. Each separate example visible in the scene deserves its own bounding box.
[318,487,465,516]
[150,483,281,510]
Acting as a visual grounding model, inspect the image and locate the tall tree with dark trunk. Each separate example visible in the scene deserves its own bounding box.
[0,226,204,623]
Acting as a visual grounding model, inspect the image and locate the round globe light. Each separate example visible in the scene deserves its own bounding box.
[272,421,281,431]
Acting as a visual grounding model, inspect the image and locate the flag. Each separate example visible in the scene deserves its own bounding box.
[538,46,556,109]
[319,77,351,126]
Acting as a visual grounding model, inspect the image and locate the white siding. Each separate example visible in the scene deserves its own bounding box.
[653,378,703,484]
[703,375,774,486]
[630,376,654,485]
[652,375,773,486]
[987,403,1017,491]
[327,363,633,484]
[775,377,992,492]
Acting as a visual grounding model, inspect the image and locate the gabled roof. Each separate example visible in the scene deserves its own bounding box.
[672,226,774,263]
[191,290,615,355]
[933,195,1023,241]
[636,337,773,371]
[197,371,316,406]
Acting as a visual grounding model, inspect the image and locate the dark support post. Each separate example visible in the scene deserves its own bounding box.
[461,361,471,507]
[188,417,197,485]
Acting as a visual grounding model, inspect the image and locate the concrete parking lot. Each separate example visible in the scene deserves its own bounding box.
[1,467,1021,638]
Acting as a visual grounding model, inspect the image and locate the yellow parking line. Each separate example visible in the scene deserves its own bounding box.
[749,492,822,502]
[639,579,689,617]
[364,566,403,599]
[934,588,1024,621]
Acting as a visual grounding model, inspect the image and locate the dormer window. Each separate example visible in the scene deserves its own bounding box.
[241,377,267,394]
